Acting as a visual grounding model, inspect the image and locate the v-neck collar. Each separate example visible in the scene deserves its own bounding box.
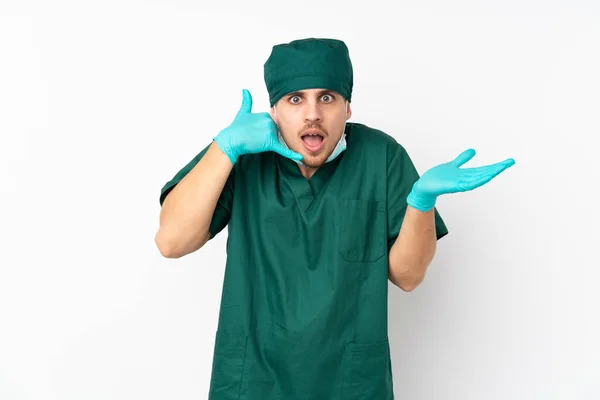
[276,124,352,213]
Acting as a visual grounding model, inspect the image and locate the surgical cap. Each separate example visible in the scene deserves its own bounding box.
[264,38,353,107]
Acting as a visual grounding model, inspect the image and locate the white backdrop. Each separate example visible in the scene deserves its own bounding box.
[1,1,599,399]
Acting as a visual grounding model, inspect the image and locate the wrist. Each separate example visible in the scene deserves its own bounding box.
[406,184,436,212]
[213,133,238,165]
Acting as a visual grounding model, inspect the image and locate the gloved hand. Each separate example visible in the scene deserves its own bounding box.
[407,148,515,212]
[214,89,304,165]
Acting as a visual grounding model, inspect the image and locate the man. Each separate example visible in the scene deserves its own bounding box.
[155,38,515,399]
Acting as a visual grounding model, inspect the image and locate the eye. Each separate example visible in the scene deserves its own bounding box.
[321,94,333,103]
[289,95,301,104]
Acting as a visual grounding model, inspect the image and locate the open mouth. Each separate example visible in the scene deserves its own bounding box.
[301,131,325,152]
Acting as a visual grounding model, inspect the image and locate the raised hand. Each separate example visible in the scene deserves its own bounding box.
[214,89,304,165]
[407,148,515,212]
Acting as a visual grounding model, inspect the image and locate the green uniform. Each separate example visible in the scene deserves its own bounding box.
[160,122,448,399]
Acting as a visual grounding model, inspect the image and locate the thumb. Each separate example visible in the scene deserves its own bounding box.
[235,88,253,117]
[451,148,476,167]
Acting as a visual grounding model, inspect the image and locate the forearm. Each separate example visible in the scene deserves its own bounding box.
[155,141,233,258]
[388,205,437,291]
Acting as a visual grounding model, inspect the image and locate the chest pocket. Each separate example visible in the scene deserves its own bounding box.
[338,199,386,263]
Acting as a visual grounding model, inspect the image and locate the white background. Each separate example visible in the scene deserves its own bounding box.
[1,1,599,399]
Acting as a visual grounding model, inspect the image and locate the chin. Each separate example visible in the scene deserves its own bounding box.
[301,154,329,168]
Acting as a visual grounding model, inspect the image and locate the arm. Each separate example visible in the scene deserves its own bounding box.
[387,147,515,290]
[388,206,437,291]
[155,89,302,259]
[155,142,233,258]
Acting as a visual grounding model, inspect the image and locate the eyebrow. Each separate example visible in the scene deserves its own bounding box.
[286,90,335,98]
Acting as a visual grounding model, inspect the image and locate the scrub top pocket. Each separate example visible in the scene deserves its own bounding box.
[340,340,393,399]
[339,199,386,263]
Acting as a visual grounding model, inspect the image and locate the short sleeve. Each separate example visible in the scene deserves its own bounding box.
[387,143,448,250]
[159,142,234,239]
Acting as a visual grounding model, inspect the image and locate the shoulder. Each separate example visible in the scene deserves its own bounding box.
[346,122,408,160]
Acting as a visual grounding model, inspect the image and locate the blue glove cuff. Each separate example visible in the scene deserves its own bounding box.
[406,186,437,212]
[213,135,238,165]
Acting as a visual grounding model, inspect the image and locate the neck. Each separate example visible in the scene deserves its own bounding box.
[297,164,318,179]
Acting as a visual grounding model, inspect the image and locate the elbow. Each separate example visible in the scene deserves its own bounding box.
[389,269,425,292]
[155,231,182,259]
[398,277,423,292]
[154,231,176,258]
[389,254,434,292]
[154,228,209,259]
[157,247,180,259]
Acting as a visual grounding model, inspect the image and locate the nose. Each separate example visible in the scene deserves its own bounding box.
[304,101,322,124]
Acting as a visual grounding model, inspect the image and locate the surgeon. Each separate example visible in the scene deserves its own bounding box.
[155,38,515,399]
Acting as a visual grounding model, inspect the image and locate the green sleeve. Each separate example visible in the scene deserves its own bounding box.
[159,143,235,240]
[386,143,449,250]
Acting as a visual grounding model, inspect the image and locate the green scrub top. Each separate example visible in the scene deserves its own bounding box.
[160,122,448,399]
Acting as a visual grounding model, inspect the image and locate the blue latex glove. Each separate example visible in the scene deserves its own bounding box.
[214,89,304,165]
[407,149,515,212]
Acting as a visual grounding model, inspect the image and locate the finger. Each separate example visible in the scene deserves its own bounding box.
[451,148,476,167]
[455,171,497,191]
[235,88,253,117]
[271,143,304,161]
[460,159,516,190]
[484,158,515,180]
[476,158,516,170]
[463,158,515,177]
[501,158,516,168]
[460,173,497,191]
[463,164,506,179]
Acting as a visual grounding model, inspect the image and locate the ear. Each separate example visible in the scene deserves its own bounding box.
[346,101,352,120]
[269,106,277,122]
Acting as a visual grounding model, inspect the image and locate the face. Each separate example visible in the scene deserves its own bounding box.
[270,88,352,168]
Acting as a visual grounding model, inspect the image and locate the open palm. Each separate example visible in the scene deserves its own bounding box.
[408,149,515,211]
